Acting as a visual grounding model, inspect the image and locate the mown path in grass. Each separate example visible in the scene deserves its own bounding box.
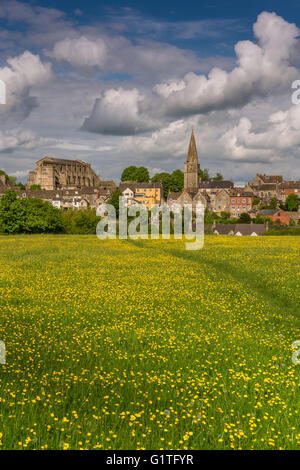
[0,235,299,450]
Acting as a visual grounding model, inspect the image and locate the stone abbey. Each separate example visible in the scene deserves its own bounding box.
[27,157,101,190]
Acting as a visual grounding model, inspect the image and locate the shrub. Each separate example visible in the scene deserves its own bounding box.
[61,208,100,234]
[0,190,64,234]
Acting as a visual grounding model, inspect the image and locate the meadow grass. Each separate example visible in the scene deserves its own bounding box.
[0,234,299,449]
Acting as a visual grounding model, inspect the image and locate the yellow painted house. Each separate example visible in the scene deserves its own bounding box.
[134,183,163,209]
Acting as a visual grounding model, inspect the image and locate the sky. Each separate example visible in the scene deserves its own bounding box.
[1,1,300,184]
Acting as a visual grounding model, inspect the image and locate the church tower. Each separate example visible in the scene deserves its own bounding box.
[184,129,200,194]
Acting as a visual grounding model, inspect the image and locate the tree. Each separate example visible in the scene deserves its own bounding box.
[204,208,219,224]
[22,198,64,233]
[0,190,26,233]
[285,193,299,212]
[238,212,251,223]
[151,169,184,198]
[151,172,172,198]
[108,189,122,217]
[15,182,26,190]
[121,166,149,183]
[135,167,149,182]
[0,170,8,179]
[0,190,64,234]
[269,197,278,210]
[61,208,100,234]
[170,170,184,193]
[121,166,136,182]
[199,168,210,181]
[212,172,224,181]
[7,176,17,186]
[253,197,260,206]
[30,184,42,191]
[220,211,231,220]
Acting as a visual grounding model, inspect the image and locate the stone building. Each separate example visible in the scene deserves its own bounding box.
[229,189,254,218]
[167,130,207,211]
[251,173,283,187]
[208,188,230,215]
[199,180,234,193]
[247,173,283,204]
[119,182,163,209]
[27,157,101,190]
[184,129,200,194]
[278,181,300,202]
[18,187,111,210]
[0,174,13,195]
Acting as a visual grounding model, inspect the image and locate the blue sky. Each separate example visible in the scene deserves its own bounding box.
[0,1,300,183]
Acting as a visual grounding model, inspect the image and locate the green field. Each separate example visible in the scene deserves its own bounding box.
[0,235,299,449]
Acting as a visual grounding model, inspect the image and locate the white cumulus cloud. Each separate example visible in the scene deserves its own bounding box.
[0,51,53,121]
[162,12,300,116]
[82,87,159,135]
[48,36,107,69]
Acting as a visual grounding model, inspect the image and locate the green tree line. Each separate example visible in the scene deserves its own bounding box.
[0,190,100,234]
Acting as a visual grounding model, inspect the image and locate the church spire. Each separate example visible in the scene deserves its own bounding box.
[186,129,198,163]
[184,129,200,194]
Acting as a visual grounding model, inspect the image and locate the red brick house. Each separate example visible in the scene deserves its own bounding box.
[254,209,290,225]
[279,182,300,202]
[229,189,254,218]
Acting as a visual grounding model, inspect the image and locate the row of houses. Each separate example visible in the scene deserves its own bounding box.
[246,173,300,203]
[0,172,296,226]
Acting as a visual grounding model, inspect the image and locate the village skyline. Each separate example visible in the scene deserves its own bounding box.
[1,2,300,184]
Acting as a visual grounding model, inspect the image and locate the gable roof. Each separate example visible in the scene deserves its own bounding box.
[229,189,254,197]
[234,224,266,235]
[36,156,89,165]
[213,223,266,235]
[167,191,181,200]
[213,224,236,234]
[257,184,278,191]
[280,181,300,189]
[135,182,162,189]
[259,209,280,215]
[119,182,136,192]
[199,180,233,189]
[256,174,283,184]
